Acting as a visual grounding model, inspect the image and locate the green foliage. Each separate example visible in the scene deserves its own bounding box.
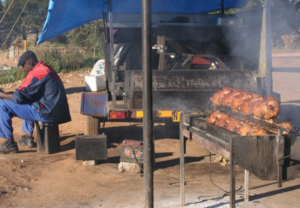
[35,46,98,73]
[0,67,25,84]
[0,0,48,49]
[66,20,105,59]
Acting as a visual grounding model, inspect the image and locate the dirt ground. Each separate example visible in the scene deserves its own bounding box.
[0,53,300,208]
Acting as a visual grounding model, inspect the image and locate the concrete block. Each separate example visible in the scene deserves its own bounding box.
[118,162,141,173]
[83,160,97,166]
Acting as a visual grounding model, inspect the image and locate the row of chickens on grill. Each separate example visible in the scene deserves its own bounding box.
[208,87,294,135]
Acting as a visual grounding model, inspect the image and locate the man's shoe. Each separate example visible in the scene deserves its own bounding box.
[0,142,19,154]
[18,135,34,147]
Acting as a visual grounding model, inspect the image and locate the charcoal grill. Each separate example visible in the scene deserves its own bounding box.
[179,111,300,207]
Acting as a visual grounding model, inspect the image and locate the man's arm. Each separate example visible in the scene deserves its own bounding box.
[0,91,14,100]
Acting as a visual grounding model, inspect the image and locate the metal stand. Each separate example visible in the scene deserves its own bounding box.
[230,138,236,208]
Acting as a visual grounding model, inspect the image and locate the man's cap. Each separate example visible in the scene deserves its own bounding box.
[17,50,38,67]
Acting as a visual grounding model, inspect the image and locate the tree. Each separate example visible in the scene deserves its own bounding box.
[0,0,49,49]
[66,20,105,58]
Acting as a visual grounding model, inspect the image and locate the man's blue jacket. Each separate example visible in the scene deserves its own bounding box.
[12,62,71,124]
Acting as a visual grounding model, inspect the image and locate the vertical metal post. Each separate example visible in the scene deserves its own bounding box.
[265,0,272,96]
[180,115,185,206]
[221,0,225,15]
[230,138,236,208]
[244,169,249,203]
[108,0,116,108]
[142,0,154,207]
[158,36,166,71]
[24,40,27,51]
[257,0,272,96]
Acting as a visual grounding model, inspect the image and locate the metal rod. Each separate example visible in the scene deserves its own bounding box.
[108,0,116,108]
[244,169,249,203]
[142,0,154,207]
[180,115,185,206]
[230,138,236,208]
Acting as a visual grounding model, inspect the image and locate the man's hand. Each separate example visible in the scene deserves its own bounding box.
[0,91,14,100]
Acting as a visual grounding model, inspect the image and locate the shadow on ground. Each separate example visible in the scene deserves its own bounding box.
[102,123,179,144]
[65,87,85,94]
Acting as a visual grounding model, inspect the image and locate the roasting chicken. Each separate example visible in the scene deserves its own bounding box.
[208,88,285,136]
[276,121,294,132]
[252,97,280,120]
[247,127,268,136]
[276,121,294,134]
[207,110,220,124]
[239,94,263,115]
[225,117,241,132]
[214,112,229,128]
[264,98,280,120]
[221,89,242,107]
[239,98,252,115]
[237,124,252,136]
[207,110,229,125]
[210,87,232,106]
[210,89,280,120]
[231,91,252,111]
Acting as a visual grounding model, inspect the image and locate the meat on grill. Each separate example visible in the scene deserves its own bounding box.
[210,87,232,106]
[213,111,230,128]
[207,88,292,135]
[207,110,220,124]
[252,97,280,120]
[231,91,252,112]
[221,89,242,107]
[210,88,280,120]
[225,117,241,132]
[239,94,264,115]
[237,124,252,136]
[247,127,268,136]
[207,110,270,136]
[275,121,295,135]
[276,121,294,132]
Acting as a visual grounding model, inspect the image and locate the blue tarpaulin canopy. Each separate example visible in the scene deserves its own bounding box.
[37,0,250,44]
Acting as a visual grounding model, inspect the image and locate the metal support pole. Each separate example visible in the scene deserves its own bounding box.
[221,0,225,15]
[142,0,154,207]
[230,138,236,208]
[257,0,272,96]
[244,169,249,203]
[108,0,116,108]
[180,115,185,206]
[24,40,27,51]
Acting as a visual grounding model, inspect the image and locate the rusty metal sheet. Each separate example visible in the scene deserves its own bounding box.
[80,91,108,117]
[130,70,257,92]
[283,134,300,180]
[232,135,278,180]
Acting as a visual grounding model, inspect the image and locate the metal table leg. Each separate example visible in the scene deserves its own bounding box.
[230,138,236,208]
[180,122,185,206]
[244,169,249,203]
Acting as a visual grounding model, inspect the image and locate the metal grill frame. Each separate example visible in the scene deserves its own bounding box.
[179,113,290,208]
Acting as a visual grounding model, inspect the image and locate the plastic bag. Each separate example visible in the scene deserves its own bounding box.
[90,59,105,76]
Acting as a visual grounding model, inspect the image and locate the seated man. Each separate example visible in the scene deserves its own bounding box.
[0,50,71,154]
